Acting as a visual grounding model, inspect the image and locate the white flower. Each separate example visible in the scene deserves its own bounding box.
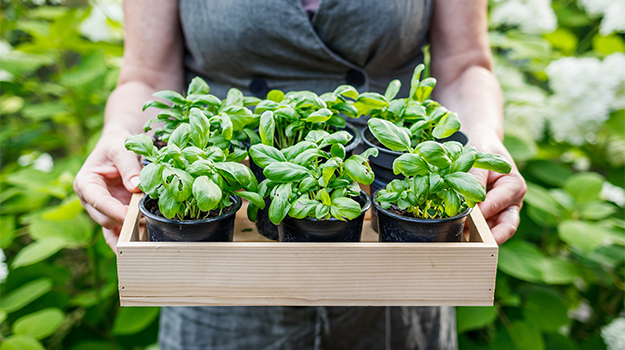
[18,152,54,173]
[602,317,625,350]
[491,0,557,34]
[568,300,592,322]
[0,249,7,283]
[601,182,625,207]
[80,0,124,43]
[545,53,625,145]
[579,0,625,35]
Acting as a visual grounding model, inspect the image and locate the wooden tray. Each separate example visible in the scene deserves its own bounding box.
[117,193,498,307]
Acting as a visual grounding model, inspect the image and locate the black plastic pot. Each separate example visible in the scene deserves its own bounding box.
[248,122,362,241]
[139,195,242,242]
[373,190,471,243]
[279,191,371,242]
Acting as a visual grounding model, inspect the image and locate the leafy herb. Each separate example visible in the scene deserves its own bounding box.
[371,118,511,219]
[251,87,360,149]
[142,77,259,156]
[125,110,263,220]
[249,131,378,225]
[357,64,461,147]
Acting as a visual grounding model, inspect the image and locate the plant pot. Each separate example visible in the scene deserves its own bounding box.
[248,122,362,241]
[363,126,468,233]
[139,195,242,242]
[279,191,371,242]
[373,190,471,242]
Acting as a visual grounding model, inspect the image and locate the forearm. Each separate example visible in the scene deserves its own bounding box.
[431,66,504,144]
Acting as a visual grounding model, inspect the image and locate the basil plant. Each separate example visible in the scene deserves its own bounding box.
[125,108,265,221]
[354,64,461,147]
[248,131,379,225]
[370,118,512,219]
[251,86,362,149]
[142,77,260,154]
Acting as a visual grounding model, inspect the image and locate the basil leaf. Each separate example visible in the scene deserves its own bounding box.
[359,147,379,160]
[153,90,186,105]
[384,79,401,101]
[306,108,333,123]
[367,118,411,152]
[263,162,311,183]
[236,191,265,209]
[298,176,318,194]
[213,162,252,189]
[445,172,486,202]
[125,134,156,158]
[225,148,248,163]
[331,103,357,118]
[357,92,389,109]
[319,131,352,148]
[387,99,407,118]
[315,203,330,219]
[259,111,275,146]
[267,89,285,103]
[243,96,261,106]
[288,196,318,219]
[414,77,436,102]
[443,190,461,217]
[187,76,210,95]
[157,187,183,220]
[432,112,461,139]
[408,64,425,101]
[330,143,346,159]
[413,175,429,203]
[138,163,162,194]
[254,99,280,113]
[330,197,361,221]
[327,114,346,128]
[220,112,233,140]
[451,151,477,173]
[181,146,204,164]
[305,130,330,144]
[429,173,444,193]
[142,100,170,111]
[474,152,512,174]
[417,141,451,168]
[393,153,429,176]
[249,144,287,168]
[281,141,317,161]
[169,123,190,149]
[193,176,221,212]
[225,88,244,107]
[344,157,374,185]
[293,149,326,166]
[162,168,194,202]
[404,101,427,120]
[268,184,292,225]
[333,85,359,99]
[187,159,213,177]
[220,105,253,130]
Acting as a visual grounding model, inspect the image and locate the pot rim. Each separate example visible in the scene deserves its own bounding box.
[343,122,362,154]
[372,189,472,224]
[139,194,242,225]
[285,190,371,222]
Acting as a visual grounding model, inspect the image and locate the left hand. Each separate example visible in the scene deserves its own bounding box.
[468,132,527,245]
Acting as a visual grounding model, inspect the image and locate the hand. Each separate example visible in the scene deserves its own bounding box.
[74,130,143,250]
[468,133,527,245]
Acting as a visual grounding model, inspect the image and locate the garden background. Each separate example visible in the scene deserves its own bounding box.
[0,0,623,349]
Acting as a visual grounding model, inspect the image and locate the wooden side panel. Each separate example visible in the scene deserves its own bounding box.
[118,242,497,306]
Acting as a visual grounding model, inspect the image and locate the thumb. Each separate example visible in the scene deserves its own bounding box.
[113,148,143,192]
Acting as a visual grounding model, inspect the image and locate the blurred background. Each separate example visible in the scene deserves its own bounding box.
[0,0,623,349]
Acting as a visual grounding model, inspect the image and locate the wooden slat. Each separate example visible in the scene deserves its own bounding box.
[117,193,142,249]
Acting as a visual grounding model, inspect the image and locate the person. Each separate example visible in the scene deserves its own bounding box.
[74,0,527,349]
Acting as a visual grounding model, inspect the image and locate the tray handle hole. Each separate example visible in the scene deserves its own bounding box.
[490,254,493,257]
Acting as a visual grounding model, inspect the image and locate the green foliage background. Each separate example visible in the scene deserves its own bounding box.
[0,1,622,349]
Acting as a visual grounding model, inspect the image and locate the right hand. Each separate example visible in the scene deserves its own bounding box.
[74,130,143,250]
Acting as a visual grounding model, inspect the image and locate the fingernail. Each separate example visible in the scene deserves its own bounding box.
[129,176,140,188]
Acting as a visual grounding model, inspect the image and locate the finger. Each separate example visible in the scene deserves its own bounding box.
[479,175,526,220]
[75,173,128,222]
[491,207,521,245]
[103,227,121,252]
[470,168,488,187]
[111,148,143,193]
[82,201,123,229]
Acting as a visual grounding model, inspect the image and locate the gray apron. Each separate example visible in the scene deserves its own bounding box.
[159,1,457,349]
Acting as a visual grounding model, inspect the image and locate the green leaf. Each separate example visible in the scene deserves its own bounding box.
[193,176,222,212]
[139,163,162,194]
[13,308,64,339]
[162,168,194,203]
[237,191,265,209]
[249,144,287,168]
[112,307,160,335]
[124,134,156,158]
[330,197,361,220]
[333,85,359,99]
[1,336,45,350]
[213,162,253,189]
[12,237,67,268]
[503,133,538,162]
[432,112,461,139]
[558,220,609,253]
[357,92,389,108]
[414,77,436,102]
[220,113,233,140]
[288,197,318,219]
[393,153,429,176]
[384,79,401,101]
[153,90,186,105]
[456,306,497,333]
[444,173,485,202]
[142,100,171,111]
[269,185,292,225]
[509,321,544,350]
[330,143,346,159]
[417,141,451,168]
[413,175,429,202]
[2,278,53,313]
[319,131,353,148]
[542,258,578,284]
[580,201,617,220]
[281,141,317,161]
[259,111,275,146]
[564,172,604,203]
[306,108,333,123]
[443,190,460,217]
[27,213,93,245]
[522,292,570,332]
[473,152,512,174]
[157,188,183,219]
[498,240,544,282]
[367,118,411,152]
[524,183,562,216]
[1,215,16,249]
[187,76,210,95]
[451,152,476,173]
[305,130,330,144]
[264,163,310,183]
[267,90,285,102]
[293,149,326,166]
[344,157,375,185]
[408,64,425,100]
[330,103,357,118]
[527,160,571,186]
[225,88,244,106]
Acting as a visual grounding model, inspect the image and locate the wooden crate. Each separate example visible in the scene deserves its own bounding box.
[117,193,498,307]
